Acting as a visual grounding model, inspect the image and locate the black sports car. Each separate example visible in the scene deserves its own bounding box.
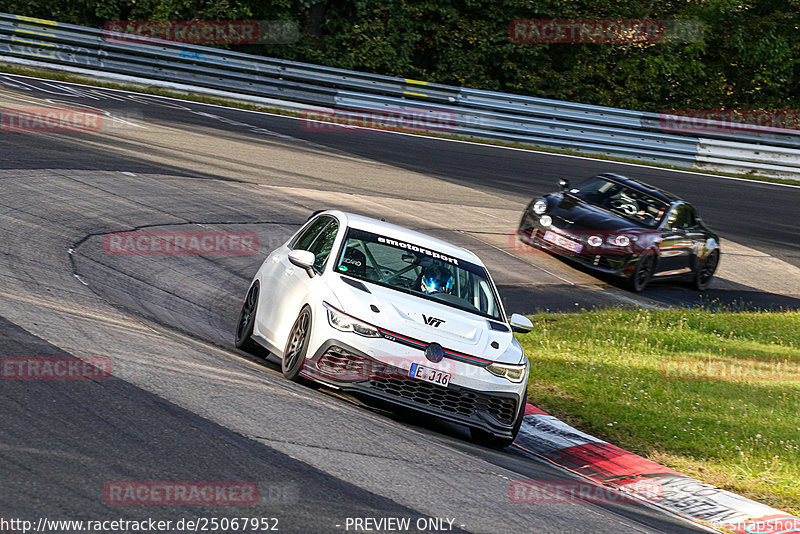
[517,173,720,292]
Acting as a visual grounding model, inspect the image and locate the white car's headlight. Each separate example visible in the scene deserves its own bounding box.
[323,302,381,337]
[486,362,528,382]
[532,199,548,215]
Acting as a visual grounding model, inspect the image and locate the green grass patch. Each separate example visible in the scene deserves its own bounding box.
[517,308,800,515]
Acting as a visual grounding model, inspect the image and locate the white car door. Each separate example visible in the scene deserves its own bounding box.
[257,216,330,344]
[264,216,340,350]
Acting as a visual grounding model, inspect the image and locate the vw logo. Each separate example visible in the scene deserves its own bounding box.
[425,343,444,363]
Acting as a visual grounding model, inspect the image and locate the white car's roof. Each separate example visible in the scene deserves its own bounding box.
[321,210,484,267]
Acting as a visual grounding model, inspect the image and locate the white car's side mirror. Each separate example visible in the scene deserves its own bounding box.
[288,249,316,277]
[509,313,533,334]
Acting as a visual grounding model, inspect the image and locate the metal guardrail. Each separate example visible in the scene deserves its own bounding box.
[1,12,799,178]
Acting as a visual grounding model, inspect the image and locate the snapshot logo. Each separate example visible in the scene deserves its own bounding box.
[659,357,800,383]
[103,20,299,45]
[1,356,112,380]
[104,482,258,505]
[509,479,663,504]
[104,230,258,256]
[659,109,800,135]
[509,19,703,44]
[301,108,456,134]
[717,515,800,534]
[0,107,103,132]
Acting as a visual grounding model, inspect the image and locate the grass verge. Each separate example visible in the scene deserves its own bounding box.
[517,308,800,516]
[1,63,798,187]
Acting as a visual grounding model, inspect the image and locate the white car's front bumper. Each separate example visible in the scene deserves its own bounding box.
[300,316,527,438]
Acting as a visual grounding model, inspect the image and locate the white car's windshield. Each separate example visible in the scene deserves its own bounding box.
[335,228,503,321]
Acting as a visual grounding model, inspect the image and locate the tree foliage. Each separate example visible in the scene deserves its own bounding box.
[1,0,798,111]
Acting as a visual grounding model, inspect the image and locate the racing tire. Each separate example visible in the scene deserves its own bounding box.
[470,391,527,449]
[282,306,311,381]
[627,251,656,292]
[234,282,260,353]
[692,249,719,291]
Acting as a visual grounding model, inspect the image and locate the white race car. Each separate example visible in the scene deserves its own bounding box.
[235,210,533,447]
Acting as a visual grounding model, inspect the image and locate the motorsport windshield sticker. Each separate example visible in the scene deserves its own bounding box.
[377,236,459,266]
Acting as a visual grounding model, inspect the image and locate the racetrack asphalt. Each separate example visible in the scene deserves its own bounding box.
[2,72,794,533]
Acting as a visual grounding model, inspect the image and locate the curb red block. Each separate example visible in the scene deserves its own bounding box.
[543,442,681,481]
[523,403,549,416]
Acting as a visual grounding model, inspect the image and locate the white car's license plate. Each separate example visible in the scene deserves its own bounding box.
[408,363,451,387]
[543,230,583,254]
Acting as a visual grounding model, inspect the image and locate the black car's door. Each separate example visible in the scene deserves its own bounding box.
[655,204,700,276]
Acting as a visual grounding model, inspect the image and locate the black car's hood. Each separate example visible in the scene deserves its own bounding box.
[549,194,644,232]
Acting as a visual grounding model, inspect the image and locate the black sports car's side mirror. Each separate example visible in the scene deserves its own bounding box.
[558,179,569,191]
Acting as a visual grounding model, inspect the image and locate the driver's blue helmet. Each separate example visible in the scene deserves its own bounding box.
[420,264,454,295]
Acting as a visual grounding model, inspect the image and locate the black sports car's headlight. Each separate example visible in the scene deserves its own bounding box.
[588,234,635,248]
[532,199,548,215]
[611,235,630,247]
[607,235,633,247]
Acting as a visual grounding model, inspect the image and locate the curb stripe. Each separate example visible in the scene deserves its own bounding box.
[516,404,800,533]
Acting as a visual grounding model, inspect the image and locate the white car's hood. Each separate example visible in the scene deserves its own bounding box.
[328,275,524,365]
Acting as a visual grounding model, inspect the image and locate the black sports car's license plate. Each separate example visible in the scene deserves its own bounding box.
[543,230,583,254]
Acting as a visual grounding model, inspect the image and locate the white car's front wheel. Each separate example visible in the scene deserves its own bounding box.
[282,306,311,381]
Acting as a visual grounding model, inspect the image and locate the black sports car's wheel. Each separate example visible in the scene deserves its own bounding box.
[692,249,719,291]
[627,252,656,292]
[471,391,527,449]
[234,282,260,352]
[282,306,311,381]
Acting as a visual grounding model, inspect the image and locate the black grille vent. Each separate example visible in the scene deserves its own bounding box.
[368,378,517,424]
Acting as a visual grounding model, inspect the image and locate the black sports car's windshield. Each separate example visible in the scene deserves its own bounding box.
[570,177,669,228]
[335,228,503,320]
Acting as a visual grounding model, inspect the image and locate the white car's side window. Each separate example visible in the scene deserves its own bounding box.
[307,220,339,272]
[478,280,495,317]
[291,216,332,250]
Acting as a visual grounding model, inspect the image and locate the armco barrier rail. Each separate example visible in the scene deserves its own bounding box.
[1,12,799,179]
